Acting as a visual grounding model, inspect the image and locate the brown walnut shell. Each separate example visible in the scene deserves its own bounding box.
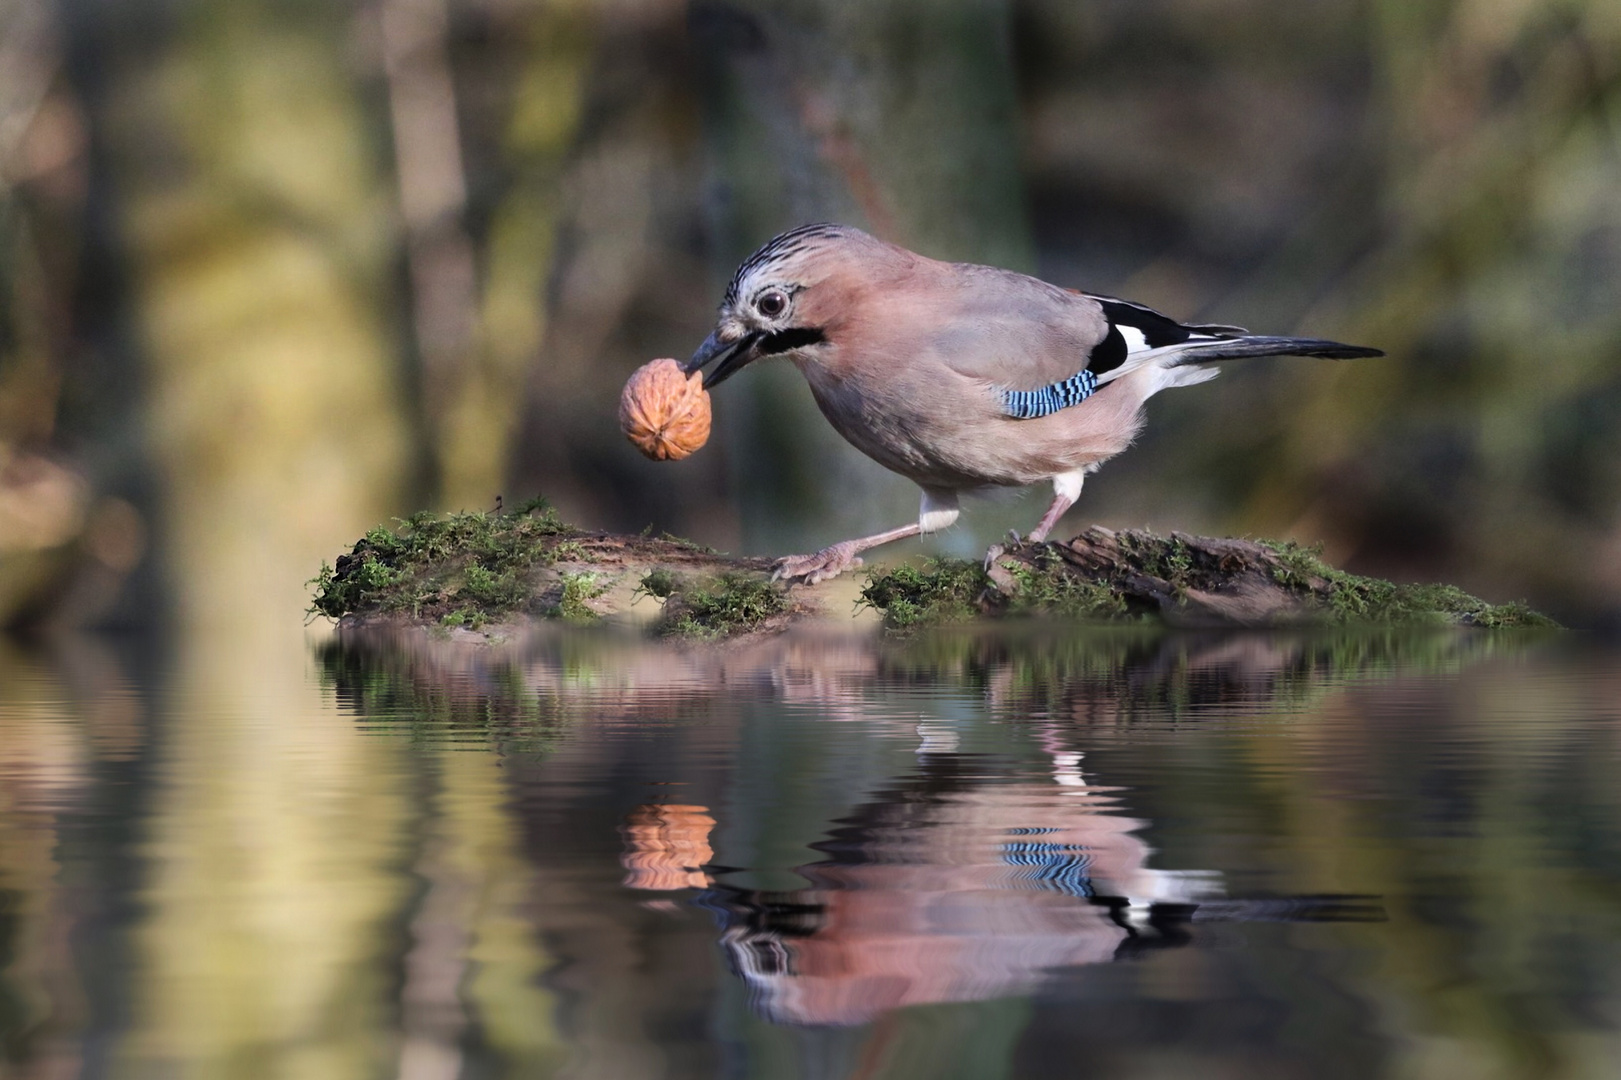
[619,803,716,891]
[619,358,712,461]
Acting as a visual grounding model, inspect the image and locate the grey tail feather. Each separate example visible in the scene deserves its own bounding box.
[1169,335,1384,364]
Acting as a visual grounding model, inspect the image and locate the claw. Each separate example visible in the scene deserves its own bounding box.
[983,544,1005,571]
[804,556,861,586]
[774,542,864,584]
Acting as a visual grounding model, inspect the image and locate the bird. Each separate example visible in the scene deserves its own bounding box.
[684,223,1382,584]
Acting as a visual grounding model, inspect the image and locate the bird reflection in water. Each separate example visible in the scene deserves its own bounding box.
[620,750,1225,1027]
[620,740,1381,1028]
[323,626,1403,1029]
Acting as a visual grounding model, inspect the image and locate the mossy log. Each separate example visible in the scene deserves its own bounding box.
[870,528,1553,631]
[309,503,1554,640]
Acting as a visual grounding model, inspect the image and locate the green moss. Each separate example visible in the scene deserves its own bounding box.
[1119,532,1193,588]
[1002,548,1133,620]
[308,498,585,622]
[548,539,589,563]
[658,573,788,638]
[859,559,990,631]
[859,536,1557,632]
[462,563,526,609]
[1264,539,1325,591]
[439,608,491,631]
[1258,540,1556,628]
[556,572,607,621]
[861,552,1138,631]
[658,532,718,554]
[636,569,679,600]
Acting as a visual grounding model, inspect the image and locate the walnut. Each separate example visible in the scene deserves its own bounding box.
[619,803,716,891]
[618,358,712,461]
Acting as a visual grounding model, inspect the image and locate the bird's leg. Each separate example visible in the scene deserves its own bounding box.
[986,477,1078,568]
[775,488,960,585]
[1025,496,1074,544]
[1024,471,1086,544]
[773,524,920,585]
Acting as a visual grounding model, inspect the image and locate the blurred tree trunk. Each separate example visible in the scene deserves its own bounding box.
[508,0,1035,557]
[442,0,592,515]
[689,0,1035,555]
[64,0,417,634]
[0,0,63,452]
[395,751,566,1080]
[0,643,98,1074]
[0,0,110,629]
[380,0,481,506]
[432,751,566,1077]
[58,1,423,1073]
[506,0,729,543]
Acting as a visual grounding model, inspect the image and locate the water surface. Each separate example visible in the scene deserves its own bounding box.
[1,625,1617,1079]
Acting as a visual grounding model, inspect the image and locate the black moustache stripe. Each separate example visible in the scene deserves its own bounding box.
[757,327,826,355]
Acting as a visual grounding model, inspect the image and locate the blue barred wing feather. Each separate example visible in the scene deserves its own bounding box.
[998,292,1245,419]
[1002,369,1099,419]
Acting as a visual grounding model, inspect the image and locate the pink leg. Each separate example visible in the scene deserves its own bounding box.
[1025,472,1086,543]
[773,523,922,585]
[1026,493,1076,543]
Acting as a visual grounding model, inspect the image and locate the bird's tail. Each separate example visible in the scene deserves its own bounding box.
[1166,335,1385,364]
[1096,335,1383,387]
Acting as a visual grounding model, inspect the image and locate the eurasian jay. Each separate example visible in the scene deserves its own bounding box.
[685,223,1381,584]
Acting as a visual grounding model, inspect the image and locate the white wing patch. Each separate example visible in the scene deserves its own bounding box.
[1117,325,1150,354]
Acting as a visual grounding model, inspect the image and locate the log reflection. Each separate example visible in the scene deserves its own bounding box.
[317,623,1482,1050]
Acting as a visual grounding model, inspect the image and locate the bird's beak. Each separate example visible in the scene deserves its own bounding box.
[683,329,761,389]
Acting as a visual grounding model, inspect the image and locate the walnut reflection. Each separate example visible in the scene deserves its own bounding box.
[619,803,715,891]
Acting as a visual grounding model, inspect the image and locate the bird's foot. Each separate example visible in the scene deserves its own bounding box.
[983,530,1029,570]
[985,528,1037,570]
[773,541,865,585]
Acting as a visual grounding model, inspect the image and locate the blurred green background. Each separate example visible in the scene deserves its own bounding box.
[1,0,1618,635]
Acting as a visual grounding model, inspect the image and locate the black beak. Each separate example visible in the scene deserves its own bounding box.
[683,329,761,389]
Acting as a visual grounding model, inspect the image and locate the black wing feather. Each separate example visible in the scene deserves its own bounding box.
[1082,294,1246,375]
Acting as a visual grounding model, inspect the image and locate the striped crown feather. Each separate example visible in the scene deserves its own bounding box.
[722,223,847,307]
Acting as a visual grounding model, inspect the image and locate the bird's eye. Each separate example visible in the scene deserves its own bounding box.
[756,290,788,318]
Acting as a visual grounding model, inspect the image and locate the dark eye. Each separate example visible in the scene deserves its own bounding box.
[756,290,787,318]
